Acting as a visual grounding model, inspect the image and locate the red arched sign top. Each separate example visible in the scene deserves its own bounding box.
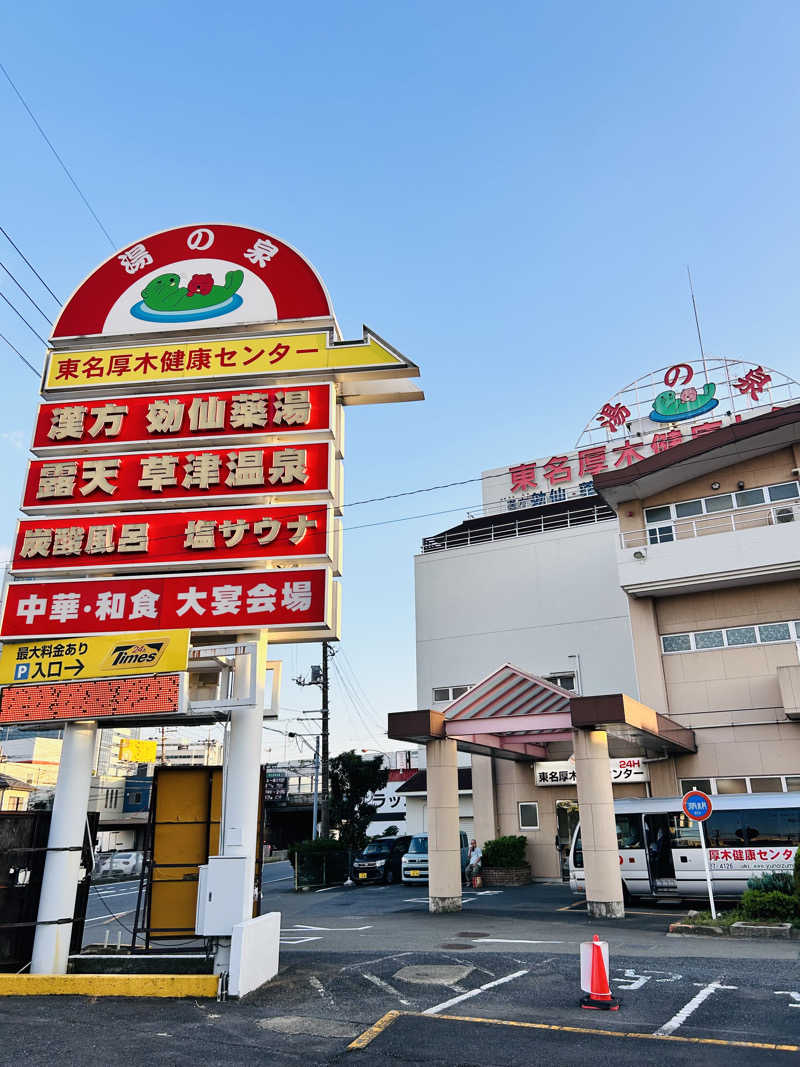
[52,224,333,340]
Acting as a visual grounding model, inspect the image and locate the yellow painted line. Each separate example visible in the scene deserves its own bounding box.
[346,1010,800,1054]
[347,1010,402,1050]
[0,974,219,998]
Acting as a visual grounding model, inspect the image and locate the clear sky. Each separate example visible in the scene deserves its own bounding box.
[1,2,800,760]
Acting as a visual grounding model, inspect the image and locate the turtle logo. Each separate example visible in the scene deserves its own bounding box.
[130,269,244,324]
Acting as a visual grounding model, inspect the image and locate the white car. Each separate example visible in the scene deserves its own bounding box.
[109,851,143,878]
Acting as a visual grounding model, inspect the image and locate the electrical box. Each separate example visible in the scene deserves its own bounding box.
[195,855,249,936]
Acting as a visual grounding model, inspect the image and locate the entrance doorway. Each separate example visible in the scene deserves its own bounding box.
[555,801,579,881]
[644,812,676,891]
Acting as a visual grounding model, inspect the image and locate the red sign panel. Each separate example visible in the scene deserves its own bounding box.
[1,568,330,640]
[32,383,334,454]
[22,442,332,513]
[12,503,331,574]
[0,674,183,726]
[51,223,332,340]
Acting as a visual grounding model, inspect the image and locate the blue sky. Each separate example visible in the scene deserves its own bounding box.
[1,2,800,757]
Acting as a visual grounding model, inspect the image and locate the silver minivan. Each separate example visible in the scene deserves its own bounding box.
[401,831,469,884]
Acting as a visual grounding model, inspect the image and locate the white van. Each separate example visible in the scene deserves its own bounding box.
[569,793,798,902]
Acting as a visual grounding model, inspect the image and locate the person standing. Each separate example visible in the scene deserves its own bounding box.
[465,838,482,885]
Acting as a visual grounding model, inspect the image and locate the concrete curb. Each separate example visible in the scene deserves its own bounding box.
[0,974,220,997]
[668,921,799,940]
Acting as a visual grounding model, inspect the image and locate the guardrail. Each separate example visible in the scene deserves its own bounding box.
[422,503,615,553]
[621,501,800,549]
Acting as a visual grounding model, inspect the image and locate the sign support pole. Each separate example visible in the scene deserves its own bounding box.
[212,632,268,975]
[698,817,717,920]
[30,720,98,974]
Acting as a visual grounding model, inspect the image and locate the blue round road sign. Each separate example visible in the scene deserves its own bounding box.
[682,789,712,821]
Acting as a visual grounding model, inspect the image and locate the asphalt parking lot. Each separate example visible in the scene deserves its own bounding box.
[55,865,800,1065]
[3,947,799,1065]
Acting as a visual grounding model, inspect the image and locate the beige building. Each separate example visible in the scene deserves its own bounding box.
[597,403,800,797]
[391,403,800,916]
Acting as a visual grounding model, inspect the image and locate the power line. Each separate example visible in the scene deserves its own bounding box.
[0,226,62,305]
[0,61,116,249]
[0,256,53,323]
[0,331,41,376]
[344,469,508,508]
[0,290,48,345]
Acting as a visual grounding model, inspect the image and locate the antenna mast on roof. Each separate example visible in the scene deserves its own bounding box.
[687,265,709,380]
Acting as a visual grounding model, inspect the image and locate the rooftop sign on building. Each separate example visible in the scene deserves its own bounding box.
[482,357,800,514]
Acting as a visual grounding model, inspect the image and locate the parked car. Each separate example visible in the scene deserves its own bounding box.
[109,851,143,878]
[401,831,470,884]
[351,836,412,885]
[92,851,114,880]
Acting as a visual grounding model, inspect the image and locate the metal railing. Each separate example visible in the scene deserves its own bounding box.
[421,503,616,553]
[621,500,800,550]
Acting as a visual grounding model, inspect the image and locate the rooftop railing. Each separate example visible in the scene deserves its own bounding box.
[620,500,800,550]
[421,503,616,553]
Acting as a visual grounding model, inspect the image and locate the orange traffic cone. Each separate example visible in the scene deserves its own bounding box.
[580,935,620,1011]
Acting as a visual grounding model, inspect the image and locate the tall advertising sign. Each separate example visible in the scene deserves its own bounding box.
[19,222,423,978]
[1,222,423,724]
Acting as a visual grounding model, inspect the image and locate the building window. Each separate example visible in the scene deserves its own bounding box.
[647,479,800,528]
[680,776,795,795]
[518,802,540,831]
[662,618,800,653]
[432,685,473,703]
[662,634,691,653]
[544,673,576,692]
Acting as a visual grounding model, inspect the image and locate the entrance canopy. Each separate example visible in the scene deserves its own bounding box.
[388,664,695,760]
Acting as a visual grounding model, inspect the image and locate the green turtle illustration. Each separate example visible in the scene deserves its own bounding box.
[651,382,717,420]
[141,269,244,312]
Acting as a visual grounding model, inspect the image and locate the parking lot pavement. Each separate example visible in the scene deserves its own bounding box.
[259,864,798,961]
[2,948,796,1065]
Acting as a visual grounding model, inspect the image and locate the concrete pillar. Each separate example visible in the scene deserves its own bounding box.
[628,596,669,716]
[572,727,624,919]
[471,754,497,846]
[426,738,461,913]
[221,632,268,924]
[31,721,98,974]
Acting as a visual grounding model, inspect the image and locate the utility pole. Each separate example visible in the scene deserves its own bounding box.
[320,641,330,838]
[294,641,334,838]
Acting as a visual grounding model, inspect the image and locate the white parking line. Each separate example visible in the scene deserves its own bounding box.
[292,924,373,931]
[654,978,737,1036]
[362,972,411,1006]
[280,936,323,945]
[84,909,134,925]
[472,938,564,945]
[423,969,529,1016]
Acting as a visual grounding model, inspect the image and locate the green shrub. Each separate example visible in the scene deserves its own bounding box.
[746,871,794,894]
[739,888,796,922]
[287,837,343,862]
[482,835,528,868]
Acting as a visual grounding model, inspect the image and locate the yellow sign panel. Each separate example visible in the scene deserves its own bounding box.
[119,737,158,763]
[44,328,410,392]
[0,630,190,686]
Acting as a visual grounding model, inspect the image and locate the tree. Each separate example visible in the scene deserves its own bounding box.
[329,750,388,849]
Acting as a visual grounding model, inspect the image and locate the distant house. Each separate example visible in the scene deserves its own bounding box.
[396,768,473,839]
[0,772,34,812]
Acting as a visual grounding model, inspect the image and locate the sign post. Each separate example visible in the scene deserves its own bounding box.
[682,789,716,919]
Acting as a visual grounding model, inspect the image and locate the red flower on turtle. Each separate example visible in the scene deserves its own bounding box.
[187,273,214,297]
